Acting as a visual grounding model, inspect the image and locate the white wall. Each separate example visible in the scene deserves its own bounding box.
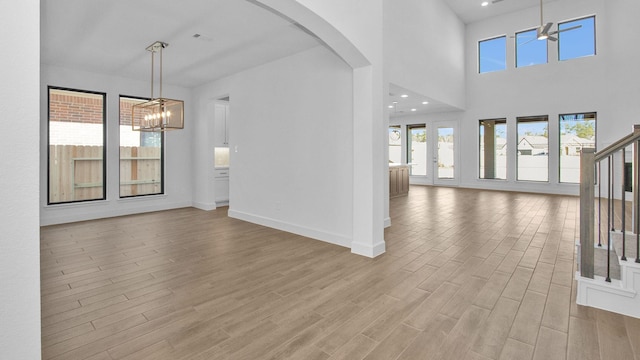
[291,0,387,256]
[384,0,466,110]
[459,0,640,195]
[0,1,41,358]
[193,45,354,247]
[40,65,194,225]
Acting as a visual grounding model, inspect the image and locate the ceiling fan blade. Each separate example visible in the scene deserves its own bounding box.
[519,38,537,46]
[555,25,582,34]
[492,0,504,3]
[541,22,553,34]
[547,35,558,42]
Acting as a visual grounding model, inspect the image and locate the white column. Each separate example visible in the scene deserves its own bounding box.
[0,1,42,358]
[351,65,386,258]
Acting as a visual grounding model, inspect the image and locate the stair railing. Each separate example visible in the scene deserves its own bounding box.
[580,124,640,280]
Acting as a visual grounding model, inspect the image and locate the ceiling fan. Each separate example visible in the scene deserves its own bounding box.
[531,0,581,42]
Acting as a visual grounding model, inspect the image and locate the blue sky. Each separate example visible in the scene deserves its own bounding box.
[480,16,595,73]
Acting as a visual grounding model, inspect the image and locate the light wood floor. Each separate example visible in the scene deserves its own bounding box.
[40,186,640,360]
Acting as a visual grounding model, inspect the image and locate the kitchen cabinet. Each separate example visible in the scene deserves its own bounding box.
[214,168,229,204]
[214,103,229,146]
[389,165,409,198]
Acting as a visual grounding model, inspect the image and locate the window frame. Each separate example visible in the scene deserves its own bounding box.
[119,95,165,198]
[47,86,107,205]
[558,112,597,184]
[388,125,402,165]
[407,124,427,176]
[516,115,549,182]
[478,35,507,74]
[479,118,508,180]
[515,28,548,68]
[558,15,596,61]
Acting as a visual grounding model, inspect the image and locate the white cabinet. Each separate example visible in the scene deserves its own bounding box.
[214,168,229,204]
[213,102,230,205]
[214,103,229,146]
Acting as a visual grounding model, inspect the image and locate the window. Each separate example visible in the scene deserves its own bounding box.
[558,16,595,61]
[438,127,455,179]
[517,116,549,182]
[516,29,547,67]
[119,96,164,197]
[560,112,596,183]
[389,125,402,164]
[407,125,426,176]
[479,119,507,180]
[479,36,506,73]
[48,87,106,204]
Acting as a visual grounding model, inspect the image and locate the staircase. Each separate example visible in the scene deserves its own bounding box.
[576,125,640,318]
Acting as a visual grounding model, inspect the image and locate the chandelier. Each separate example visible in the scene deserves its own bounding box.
[132,41,184,132]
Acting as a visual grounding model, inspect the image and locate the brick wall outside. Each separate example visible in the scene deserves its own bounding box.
[49,90,140,126]
[49,90,104,125]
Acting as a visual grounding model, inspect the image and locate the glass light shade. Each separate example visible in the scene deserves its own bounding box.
[132,98,184,131]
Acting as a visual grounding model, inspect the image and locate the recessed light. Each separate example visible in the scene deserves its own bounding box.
[388,105,394,109]
[400,94,409,98]
[411,108,417,112]
[422,101,429,105]
[393,101,398,104]
[481,1,489,6]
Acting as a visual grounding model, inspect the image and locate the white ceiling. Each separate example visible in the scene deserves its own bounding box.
[41,0,557,115]
[388,83,459,117]
[41,0,322,88]
[445,0,558,24]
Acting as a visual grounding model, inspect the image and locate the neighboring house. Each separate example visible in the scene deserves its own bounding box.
[518,136,549,156]
[560,134,595,156]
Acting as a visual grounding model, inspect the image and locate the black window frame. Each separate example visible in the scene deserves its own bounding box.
[118,95,165,198]
[47,86,107,205]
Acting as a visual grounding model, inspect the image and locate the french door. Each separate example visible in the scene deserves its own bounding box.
[432,121,459,186]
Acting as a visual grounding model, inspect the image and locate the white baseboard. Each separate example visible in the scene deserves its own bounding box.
[228,209,351,249]
[384,217,391,228]
[351,239,386,258]
[41,200,193,226]
[192,201,216,211]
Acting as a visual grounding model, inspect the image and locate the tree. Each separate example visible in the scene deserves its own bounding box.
[565,121,595,139]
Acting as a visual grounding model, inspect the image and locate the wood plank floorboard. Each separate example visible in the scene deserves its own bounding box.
[40,186,640,359]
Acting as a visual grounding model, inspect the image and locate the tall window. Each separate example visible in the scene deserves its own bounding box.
[560,112,596,183]
[438,127,455,179]
[407,125,427,176]
[479,119,507,180]
[516,29,547,67]
[389,125,402,164]
[558,16,596,61]
[119,96,164,197]
[479,36,507,73]
[48,87,106,204]
[517,116,549,182]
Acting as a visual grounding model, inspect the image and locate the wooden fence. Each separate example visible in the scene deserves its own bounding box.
[49,145,161,203]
